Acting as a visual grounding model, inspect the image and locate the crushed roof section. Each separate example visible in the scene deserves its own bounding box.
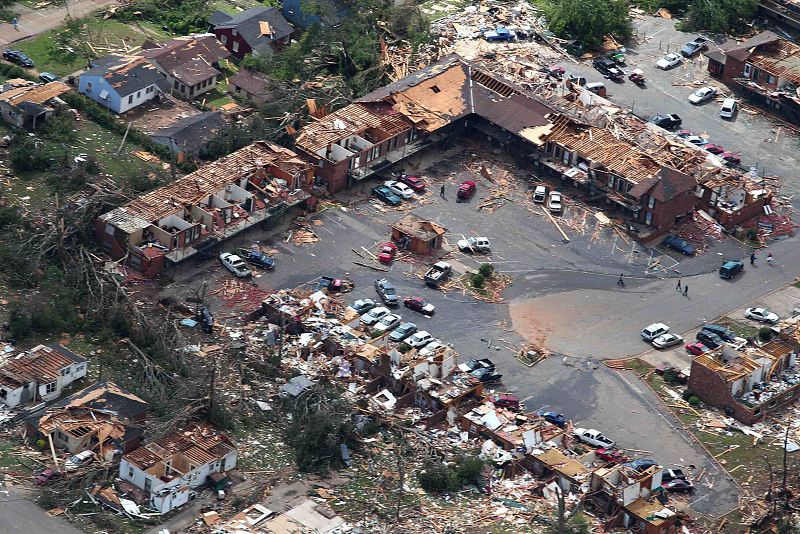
[724,30,783,62]
[229,69,271,95]
[140,34,230,72]
[391,213,446,241]
[747,38,800,85]
[124,422,235,470]
[151,111,226,153]
[0,81,70,107]
[0,344,84,389]
[119,141,311,223]
[629,166,697,201]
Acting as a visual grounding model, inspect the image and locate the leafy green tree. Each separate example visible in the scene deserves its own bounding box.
[681,0,758,33]
[544,0,632,51]
[479,263,494,278]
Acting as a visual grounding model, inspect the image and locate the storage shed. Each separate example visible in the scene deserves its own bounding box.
[390,213,446,254]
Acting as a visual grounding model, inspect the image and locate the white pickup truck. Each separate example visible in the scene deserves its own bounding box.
[424,261,452,287]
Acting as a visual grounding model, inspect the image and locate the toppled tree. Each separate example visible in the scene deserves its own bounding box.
[417,456,485,493]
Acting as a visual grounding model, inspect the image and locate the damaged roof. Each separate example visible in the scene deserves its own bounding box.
[391,213,446,241]
[124,422,235,470]
[229,69,272,96]
[0,81,70,107]
[723,30,783,62]
[746,38,800,85]
[50,380,149,420]
[629,166,697,201]
[0,344,84,390]
[84,55,167,97]
[118,141,311,223]
[151,111,226,154]
[209,7,293,50]
[140,34,230,72]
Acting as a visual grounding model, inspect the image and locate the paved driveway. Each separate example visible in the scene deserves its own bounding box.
[565,15,800,200]
[0,488,84,533]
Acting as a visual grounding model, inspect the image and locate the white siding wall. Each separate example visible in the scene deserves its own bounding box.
[0,385,24,408]
[118,84,158,114]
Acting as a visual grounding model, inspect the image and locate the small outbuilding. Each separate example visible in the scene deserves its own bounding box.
[390,213,446,254]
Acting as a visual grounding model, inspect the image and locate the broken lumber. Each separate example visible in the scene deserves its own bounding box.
[353,261,389,272]
[542,207,570,243]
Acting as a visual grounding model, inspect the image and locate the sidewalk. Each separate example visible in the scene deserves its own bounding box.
[0,0,118,48]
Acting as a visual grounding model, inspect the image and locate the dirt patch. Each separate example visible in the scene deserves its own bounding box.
[507,296,565,348]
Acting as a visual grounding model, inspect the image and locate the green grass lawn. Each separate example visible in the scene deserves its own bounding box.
[210,0,264,15]
[16,18,170,76]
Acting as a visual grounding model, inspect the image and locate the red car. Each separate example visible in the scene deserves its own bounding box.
[489,393,520,410]
[686,342,709,355]
[721,152,741,166]
[377,242,397,264]
[596,448,629,464]
[399,174,426,192]
[704,144,724,155]
[35,468,61,486]
[403,296,435,315]
[457,180,477,202]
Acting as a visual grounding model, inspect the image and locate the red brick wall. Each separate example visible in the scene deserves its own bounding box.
[94,218,128,260]
[640,191,696,233]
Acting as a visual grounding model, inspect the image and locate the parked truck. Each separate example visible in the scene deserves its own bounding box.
[424,261,452,287]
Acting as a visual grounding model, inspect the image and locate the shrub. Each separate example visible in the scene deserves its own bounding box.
[682,390,694,401]
[418,463,460,493]
[471,273,485,288]
[758,327,773,342]
[747,228,758,241]
[478,263,494,278]
[0,206,21,229]
[8,303,32,340]
[688,396,701,407]
[663,368,678,385]
[455,456,484,485]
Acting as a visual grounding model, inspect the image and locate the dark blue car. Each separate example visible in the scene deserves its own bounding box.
[244,250,275,269]
[662,235,695,256]
[540,411,566,427]
[372,186,402,206]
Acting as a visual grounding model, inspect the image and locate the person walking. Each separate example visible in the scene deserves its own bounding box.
[12,17,18,30]
[440,184,446,199]
[676,279,681,291]
[750,252,757,265]
[683,285,688,297]
[617,273,625,287]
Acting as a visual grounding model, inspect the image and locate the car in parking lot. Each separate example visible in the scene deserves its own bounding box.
[384,180,414,199]
[458,358,495,373]
[406,330,434,348]
[704,143,724,155]
[574,428,615,448]
[377,242,397,264]
[547,191,563,213]
[490,393,521,410]
[745,307,780,324]
[457,180,477,201]
[680,36,708,57]
[219,252,252,277]
[470,367,502,384]
[696,330,724,349]
[719,259,744,279]
[419,340,448,357]
[720,98,738,119]
[662,479,695,493]
[650,114,682,129]
[404,296,435,315]
[389,322,417,342]
[721,152,741,166]
[652,333,684,349]
[372,185,402,206]
[533,185,547,203]
[39,72,60,83]
[624,458,659,472]
[541,411,566,427]
[374,313,402,333]
[361,306,391,326]
[374,278,399,307]
[349,299,377,315]
[596,448,629,464]
[457,236,491,253]
[661,235,695,256]
[641,323,670,341]
[399,174,425,192]
[3,49,34,67]
[656,53,682,69]
[688,86,716,104]
[243,250,275,269]
[701,323,735,341]
[592,57,624,80]
[685,135,707,147]
[686,342,710,355]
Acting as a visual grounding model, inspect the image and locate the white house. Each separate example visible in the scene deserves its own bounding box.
[0,344,87,408]
[78,55,169,114]
[119,423,237,514]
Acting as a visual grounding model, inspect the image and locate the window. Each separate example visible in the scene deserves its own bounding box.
[232,41,239,53]
[752,68,760,82]
[768,74,776,85]
[45,382,56,394]
[644,212,653,225]
[85,81,93,94]
[220,34,227,45]
[0,389,6,399]
[647,195,656,209]
[128,95,133,104]
[235,85,241,93]
[61,368,70,376]
[136,91,141,99]
[607,175,614,188]
[405,129,418,143]
[128,466,134,478]
[430,85,441,93]
[743,63,752,78]
[232,29,237,36]
[75,364,84,372]
[144,478,152,493]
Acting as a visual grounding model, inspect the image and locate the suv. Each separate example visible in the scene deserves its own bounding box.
[680,37,708,57]
[720,98,738,119]
[642,323,670,341]
[651,114,682,129]
[696,330,724,349]
[592,57,624,80]
[374,278,399,307]
[532,185,548,203]
[719,259,744,279]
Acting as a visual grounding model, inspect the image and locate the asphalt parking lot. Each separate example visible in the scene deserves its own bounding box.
[164,144,756,517]
[566,15,800,201]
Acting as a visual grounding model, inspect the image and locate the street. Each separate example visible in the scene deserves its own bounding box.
[0,488,84,533]
[565,15,800,200]
[0,0,118,48]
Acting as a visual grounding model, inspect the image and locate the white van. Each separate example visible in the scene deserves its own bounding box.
[641,323,670,341]
[719,98,737,119]
[532,185,548,203]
